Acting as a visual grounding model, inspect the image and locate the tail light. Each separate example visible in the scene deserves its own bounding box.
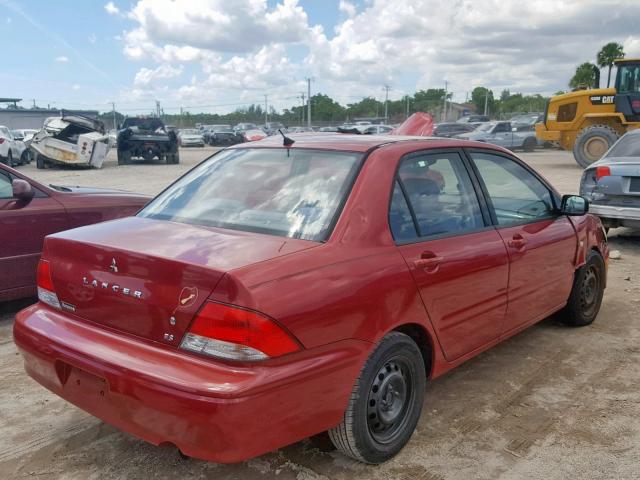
[0,138,5,144]
[595,166,611,180]
[180,302,301,361]
[37,259,61,309]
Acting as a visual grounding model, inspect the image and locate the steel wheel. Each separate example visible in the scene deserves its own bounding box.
[584,136,608,161]
[367,358,413,444]
[579,265,600,318]
[328,332,426,464]
[562,250,605,326]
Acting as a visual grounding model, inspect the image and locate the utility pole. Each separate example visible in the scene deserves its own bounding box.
[306,77,311,128]
[179,106,184,128]
[264,94,268,125]
[442,81,448,122]
[156,100,161,118]
[111,102,117,130]
[383,85,390,123]
[483,89,489,116]
[300,93,305,126]
[406,95,410,119]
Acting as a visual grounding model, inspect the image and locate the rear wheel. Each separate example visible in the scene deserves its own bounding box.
[117,150,132,165]
[328,332,426,464]
[562,250,606,326]
[36,153,46,169]
[7,151,15,167]
[573,125,619,168]
[523,137,537,152]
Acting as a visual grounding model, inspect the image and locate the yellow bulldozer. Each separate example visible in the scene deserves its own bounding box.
[536,58,640,167]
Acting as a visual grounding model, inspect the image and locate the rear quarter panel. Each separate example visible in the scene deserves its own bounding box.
[569,214,609,273]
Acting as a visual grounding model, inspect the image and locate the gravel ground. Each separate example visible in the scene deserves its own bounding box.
[1,146,639,479]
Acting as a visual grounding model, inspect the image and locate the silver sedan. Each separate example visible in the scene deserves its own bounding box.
[580,129,640,229]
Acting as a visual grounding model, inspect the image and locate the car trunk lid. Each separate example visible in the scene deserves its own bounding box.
[45,216,317,346]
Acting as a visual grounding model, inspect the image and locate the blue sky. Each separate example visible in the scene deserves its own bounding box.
[1,0,639,115]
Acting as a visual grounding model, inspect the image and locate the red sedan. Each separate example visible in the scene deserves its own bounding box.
[14,135,608,464]
[1,163,149,302]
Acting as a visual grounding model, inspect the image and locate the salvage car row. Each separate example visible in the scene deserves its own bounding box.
[4,130,610,465]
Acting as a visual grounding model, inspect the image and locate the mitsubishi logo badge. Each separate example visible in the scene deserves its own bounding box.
[110,258,118,273]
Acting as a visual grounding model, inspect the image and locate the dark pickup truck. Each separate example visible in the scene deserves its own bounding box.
[117,118,179,165]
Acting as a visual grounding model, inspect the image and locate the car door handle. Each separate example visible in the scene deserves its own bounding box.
[508,233,526,249]
[414,252,443,271]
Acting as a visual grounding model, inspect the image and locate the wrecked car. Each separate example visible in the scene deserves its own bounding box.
[30,114,109,169]
[117,117,179,165]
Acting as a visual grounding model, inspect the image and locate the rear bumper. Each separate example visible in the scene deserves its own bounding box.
[13,304,370,463]
[589,203,640,221]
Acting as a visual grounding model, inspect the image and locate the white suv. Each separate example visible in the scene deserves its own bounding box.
[0,126,22,167]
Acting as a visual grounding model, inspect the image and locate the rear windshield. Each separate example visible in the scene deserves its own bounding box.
[139,148,363,241]
[606,134,640,158]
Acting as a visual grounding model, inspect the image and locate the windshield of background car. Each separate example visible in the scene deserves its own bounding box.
[139,148,363,241]
[182,129,199,135]
[606,134,640,158]
[123,118,164,131]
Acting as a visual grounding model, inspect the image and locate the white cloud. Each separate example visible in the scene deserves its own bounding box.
[105,2,120,15]
[116,0,640,109]
[338,1,356,18]
[88,33,97,44]
[54,56,69,63]
[134,64,184,86]
[72,84,81,90]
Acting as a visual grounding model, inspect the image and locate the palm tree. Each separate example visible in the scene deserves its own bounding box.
[570,62,599,90]
[597,42,625,88]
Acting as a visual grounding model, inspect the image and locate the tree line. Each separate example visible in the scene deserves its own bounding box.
[98,88,550,129]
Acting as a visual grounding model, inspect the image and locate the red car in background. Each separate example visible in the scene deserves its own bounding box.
[0,163,149,302]
[14,135,608,464]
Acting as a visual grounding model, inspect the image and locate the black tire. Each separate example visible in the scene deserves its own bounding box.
[7,151,15,167]
[573,125,619,168]
[168,153,180,164]
[523,137,537,152]
[328,332,426,464]
[117,150,132,165]
[36,153,46,169]
[562,250,606,327]
[20,150,30,165]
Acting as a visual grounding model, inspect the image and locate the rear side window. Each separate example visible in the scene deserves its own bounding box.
[557,102,577,122]
[606,133,640,158]
[471,152,555,225]
[139,148,362,242]
[390,152,485,241]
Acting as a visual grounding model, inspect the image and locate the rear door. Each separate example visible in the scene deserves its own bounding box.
[467,150,578,334]
[0,170,69,297]
[391,150,509,361]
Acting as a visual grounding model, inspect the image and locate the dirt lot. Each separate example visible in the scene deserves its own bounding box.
[1,147,639,479]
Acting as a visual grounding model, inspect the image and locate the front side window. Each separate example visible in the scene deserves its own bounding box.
[392,152,485,240]
[619,64,640,93]
[139,148,362,242]
[0,172,12,199]
[471,152,555,225]
[493,123,511,133]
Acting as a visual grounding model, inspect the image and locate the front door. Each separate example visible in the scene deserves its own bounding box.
[469,151,578,334]
[390,150,509,361]
[0,171,69,297]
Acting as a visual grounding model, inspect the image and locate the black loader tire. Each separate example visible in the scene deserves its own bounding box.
[573,125,619,168]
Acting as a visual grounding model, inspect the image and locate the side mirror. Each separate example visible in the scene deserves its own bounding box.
[12,179,34,202]
[560,194,588,216]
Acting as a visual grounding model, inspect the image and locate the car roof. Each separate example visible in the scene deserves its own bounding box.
[231,133,509,153]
